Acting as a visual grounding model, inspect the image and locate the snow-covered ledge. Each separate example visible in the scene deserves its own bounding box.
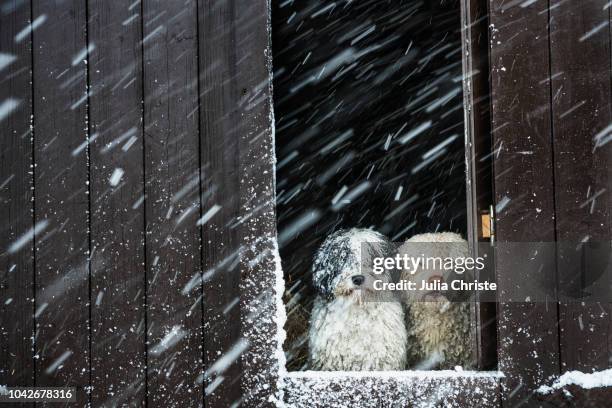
[536,369,612,406]
[537,368,612,394]
[281,370,502,407]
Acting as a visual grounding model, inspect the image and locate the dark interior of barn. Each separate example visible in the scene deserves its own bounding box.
[272,0,467,370]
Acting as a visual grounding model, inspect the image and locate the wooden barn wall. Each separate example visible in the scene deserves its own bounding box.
[0,0,270,406]
[489,0,560,405]
[549,0,612,373]
[1,0,611,407]
[489,0,611,406]
[33,1,89,406]
[1,0,35,399]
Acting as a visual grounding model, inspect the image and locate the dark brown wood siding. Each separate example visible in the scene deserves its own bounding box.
[489,0,612,405]
[1,0,272,406]
[198,0,243,405]
[550,0,612,372]
[31,1,89,406]
[489,0,561,404]
[143,0,203,405]
[0,0,35,399]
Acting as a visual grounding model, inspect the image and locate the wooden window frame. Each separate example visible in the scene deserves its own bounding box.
[239,0,504,405]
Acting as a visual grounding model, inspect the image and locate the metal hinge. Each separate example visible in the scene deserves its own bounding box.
[481,204,495,243]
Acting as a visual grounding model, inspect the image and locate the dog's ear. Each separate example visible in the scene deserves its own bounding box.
[312,230,351,299]
[369,236,397,279]
[380,238,395,259]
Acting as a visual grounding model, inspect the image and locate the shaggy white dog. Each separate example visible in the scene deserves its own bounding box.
[397,232,473,369]
[308,228,407,371]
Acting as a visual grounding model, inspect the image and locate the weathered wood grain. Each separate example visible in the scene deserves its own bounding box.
[31,1,89,404]
[550,0,612,372]
[489,0,560,405]
[88,0,146,404]
[234,0,280,405]
[0,0,35,396]
[142,0,203,405]
[197,0,244,405]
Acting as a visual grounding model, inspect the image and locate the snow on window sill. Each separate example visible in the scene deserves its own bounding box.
[285,370,504,379]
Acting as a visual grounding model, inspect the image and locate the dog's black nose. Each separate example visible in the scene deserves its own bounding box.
[351,275,365,286]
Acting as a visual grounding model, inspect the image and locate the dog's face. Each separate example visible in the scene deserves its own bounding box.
[397,232,471,303]
[312,228,393,303]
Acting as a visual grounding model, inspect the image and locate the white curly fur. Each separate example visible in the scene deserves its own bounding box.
[398,232,473,369]
[308,296,407,370]
[308,228,407,371]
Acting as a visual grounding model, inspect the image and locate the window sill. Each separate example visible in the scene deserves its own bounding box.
[280,370,502,407]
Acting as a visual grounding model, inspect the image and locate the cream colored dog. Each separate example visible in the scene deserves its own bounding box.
[397,232,473,369]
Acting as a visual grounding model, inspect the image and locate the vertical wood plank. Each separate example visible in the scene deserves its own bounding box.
[0,0,35,391]
[235,0,278,403]
[198,1,243,406]
[31,1,89,403]
[142,0,203,405]
[88,0,146,405]
[549,0,612,371]
[489,0,560,405]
